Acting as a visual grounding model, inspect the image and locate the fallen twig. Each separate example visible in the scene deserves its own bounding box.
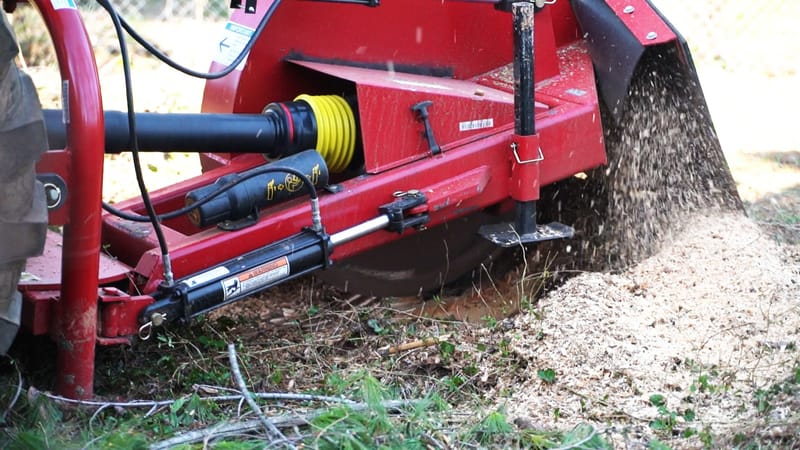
[227,343,291,447]
[36,387,359,412]
[150,399,413,449]
[379,334,451,356]
[753,220,800,230]
[151,416,299,450]
[1,360,23,423]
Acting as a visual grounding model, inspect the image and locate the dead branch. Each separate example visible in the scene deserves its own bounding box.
[550,424,604,450]
[1,361,23,423]
[379,334,451,356]
[150,399,413,449]
[227,343,291,447]
[36,387,359,412]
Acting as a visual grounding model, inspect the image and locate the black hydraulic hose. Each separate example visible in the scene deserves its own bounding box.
[43,109,281,154]
[102,165,319,223]
[112,0,283,79]
[98,0,175,284]
[94,0,284,286]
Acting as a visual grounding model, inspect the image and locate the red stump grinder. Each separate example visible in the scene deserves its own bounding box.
[0,0,738,398]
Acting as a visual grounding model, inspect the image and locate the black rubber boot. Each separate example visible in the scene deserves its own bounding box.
[0,12,48,354]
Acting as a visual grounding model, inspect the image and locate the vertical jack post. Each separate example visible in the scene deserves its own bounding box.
[511,1,538,237]
[479,1,574,247]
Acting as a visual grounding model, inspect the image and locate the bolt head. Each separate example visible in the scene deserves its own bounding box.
[43,183,62,208]
[623,5,634,13]
[646,31,658,40]
[151,313,165,326]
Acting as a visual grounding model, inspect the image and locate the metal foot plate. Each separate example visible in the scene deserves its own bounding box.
[478,221,574,247]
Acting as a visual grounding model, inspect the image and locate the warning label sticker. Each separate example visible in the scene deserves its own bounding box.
[213,22,254,70]
[221,257,290,301]
[51,0,76,10]
[184,266,230,288]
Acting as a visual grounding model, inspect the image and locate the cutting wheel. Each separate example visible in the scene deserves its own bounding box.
[318,211,505,297]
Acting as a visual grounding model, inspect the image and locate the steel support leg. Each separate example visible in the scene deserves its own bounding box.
[36,0,105,399]
[479,2,574,246]
[511,1,538,235]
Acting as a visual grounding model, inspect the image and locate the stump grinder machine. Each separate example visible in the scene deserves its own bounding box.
[0,0,737,398]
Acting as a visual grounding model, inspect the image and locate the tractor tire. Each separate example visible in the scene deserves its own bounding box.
[0,13,49,354]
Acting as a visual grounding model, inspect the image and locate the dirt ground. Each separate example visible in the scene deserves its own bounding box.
[14,8,800,448]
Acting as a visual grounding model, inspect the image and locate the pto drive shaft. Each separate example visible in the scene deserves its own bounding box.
[42,94,356,170]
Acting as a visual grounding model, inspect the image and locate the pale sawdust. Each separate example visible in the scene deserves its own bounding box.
[494,211,799,447]
[598,49,742,270]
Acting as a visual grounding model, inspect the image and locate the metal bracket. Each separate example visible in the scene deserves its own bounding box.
[511,142,544,164]
[492,0,556,12]
[218,213,259,231]
[379,191,429,233]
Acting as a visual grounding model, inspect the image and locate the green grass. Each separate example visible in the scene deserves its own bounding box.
[745,185,800,245]
[2,276,798,449]
[0,308,620,449]
[0,364,614,449]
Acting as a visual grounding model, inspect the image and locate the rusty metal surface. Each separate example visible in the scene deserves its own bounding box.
[19,229,131,290]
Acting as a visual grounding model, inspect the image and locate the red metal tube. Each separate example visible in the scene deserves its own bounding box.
[34,0,104,399]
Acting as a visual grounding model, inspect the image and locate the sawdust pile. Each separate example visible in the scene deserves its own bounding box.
[491,49,797,447]
[496,212,799,447]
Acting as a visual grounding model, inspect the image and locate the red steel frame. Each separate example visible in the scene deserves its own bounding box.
[31,0,105,399]
[15,0,674,398]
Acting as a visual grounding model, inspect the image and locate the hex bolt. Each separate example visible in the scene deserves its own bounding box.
[151,312,166,327]
[43,182,62,208]
[623,5,634,14]
[646,31,658,40]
